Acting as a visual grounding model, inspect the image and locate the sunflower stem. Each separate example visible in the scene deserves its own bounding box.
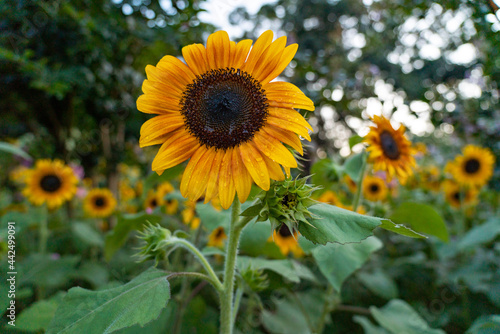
[352,151,368,212]
[220,198,252,334]
[39,205,48,254]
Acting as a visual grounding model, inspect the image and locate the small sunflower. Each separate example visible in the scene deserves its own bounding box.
[119,180,136,202]
[182,200,201,230]
[362,175,388,202]
[270,224,303,257]
[137,30,314,209]
[442,180,478,208]
[208,227,227,248]
[364,115,416,182]
[420,166,441,192]
[144,191,159,210]
[449,145,495,187]
[317,190,341,206]
[84,188,117,218]
[156,182,174,204]
[343,174,357,193]
[23,159,78,209]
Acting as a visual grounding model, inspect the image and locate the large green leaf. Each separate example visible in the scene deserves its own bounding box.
[344,151,366,182]
[458,218,500,250]
[104,212,161,260]
[353,316,391,334]
[378,220,427,239]
[72,221,104,247]
[16,293,65,331]
[196,202,231,231]
[312,236,382,291]
[358,269,399,300]
[466,315,500,334]
[390,202,449,242]
[19,255,80,289]
[239,221,283,258]
[300,204,381,245]
[47,268,170,334]
[0,141,32,160]
[370,299,446,334]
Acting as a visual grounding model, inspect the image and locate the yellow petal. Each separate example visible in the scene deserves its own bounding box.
[206,31,231,69]
[232,39,253,69]
[253,131,297,168]
[268,107,313,132]
[267,90,315,111]
[218,150,236,209]
[152,129,199,172]
[145,65,185,94]
[141,80,183,103]
[232,149,252,203]
[262,125,303,155]
[266,118,311,141]
[241,30,274,75]
[262,43,298,84]
[239,141,270,191]
[262,154,285,181]
[139,114,185,147]
[156,55,196,85]
[187,148,217,202]
[252,36,287,82]
[180,146,209,197]
[204,149,225,203]
[182,43,209,76]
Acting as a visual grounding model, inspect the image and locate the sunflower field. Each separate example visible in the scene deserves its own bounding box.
[1,0,500,333]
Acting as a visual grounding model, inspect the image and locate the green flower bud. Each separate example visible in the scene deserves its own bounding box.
[135,222,172,265]
[241,266,269,292]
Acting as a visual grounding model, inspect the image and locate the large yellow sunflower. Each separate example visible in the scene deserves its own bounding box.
[84,188,117,218]
[364,115,416,182]
[448,145,495,187]
[23,159,78,209]
[270,224,303,257]
[137,30,314,209]
[362,175,388,202]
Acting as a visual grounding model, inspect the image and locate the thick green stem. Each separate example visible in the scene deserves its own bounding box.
[175,238,223,291]
[352,151,368,212]
[39,206,48,254]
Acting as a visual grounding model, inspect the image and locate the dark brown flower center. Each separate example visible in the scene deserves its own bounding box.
[453,191,461,201]
[380,131,400,160]
[94,196,106,208]
[370,183,380,193]
[278,224,292,237]
[150,199,157,208]
[40,174,62,193]
[215,227,224,238]
[464,158,480,174]
[180,68,268,150]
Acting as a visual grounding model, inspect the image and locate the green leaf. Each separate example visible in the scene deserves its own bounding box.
[466,315,500,334]
[370,299,446,334]
[300,203,382,245]
[16,293,65,331]
[72,221,104,247]
[239,221,283,258]
[390,202,449,242]
[311,158,341,187]
[237,256,303,283]
[344,151,366,182]
[0,141,32,160]
[312,237,382,291]
[349,135,364,149]
[358,269,399,300]
[379,219,427,239]
[196,203,231,231]
[353,316,391,334]
[458,218,500,250]
[47,268,170,334]
[19,255,80,289]
[104,212,161,261]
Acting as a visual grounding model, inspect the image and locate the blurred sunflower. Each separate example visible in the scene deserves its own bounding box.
[448,145,495,187]
[208,227,227,248]
[362,175,388,202]
[144,191,159,211]
[442,180,478,208]
[317,190,341,206]
[137,30,314,209]
[364,115,415,182]
[343,174,357,193]
[119,180,136,202]
[84,188,117,218]
[9,165,29,184]
[182,200,201,230]
[156,182,174,204]
[420,166,441,192]
[23,159,78,209]
[270,224,303,257]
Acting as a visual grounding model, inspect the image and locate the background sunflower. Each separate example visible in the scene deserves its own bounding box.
[270,224,303,257]
[449,145,495,187]
[364,115,416,182]
[84,188,117,218]
[23,159,78,209]
[362,175,388,202]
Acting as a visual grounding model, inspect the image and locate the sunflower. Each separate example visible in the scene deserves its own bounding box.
[442,180,478,208]
[144,191,159,211]
[448,145,495,187]
[9,165,29,184]
[208,227,227,248]
[420,166,441,192]
[156,182,174,204]
[362,175,388,202]
[270,224,303,257]
[23,159,78,209]
[364,115,416,182]
[137,30,314,210]
[119,180,136,202]
[343,174,357,193]
[317,190,341,206]
[84,188,117,218]
[182,200,201,230]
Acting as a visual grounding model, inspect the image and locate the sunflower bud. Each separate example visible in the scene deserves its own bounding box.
[135,223,172,265]
[241,176,319,234]
[241,266,269,292]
